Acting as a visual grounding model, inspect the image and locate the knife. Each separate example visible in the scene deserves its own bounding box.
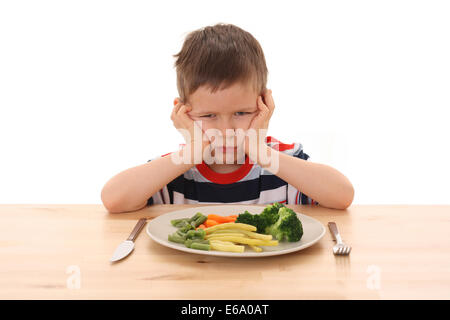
[110,218,147,262]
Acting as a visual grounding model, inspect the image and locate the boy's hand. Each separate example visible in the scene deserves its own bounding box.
[245,89,275,162]
[246,88,275,143]
[170,101,212,164]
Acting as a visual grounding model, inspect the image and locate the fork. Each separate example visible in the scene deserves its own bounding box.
[328,222,352,255]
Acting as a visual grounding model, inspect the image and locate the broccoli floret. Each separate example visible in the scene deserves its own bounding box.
[256,202,285,233]
[235,210,256,225]
[235,203,303,242]
[265,207,303,242]
[235,202,285,233]
[260,202,284,225]
[235,210,267,233]
[235,211,262,232]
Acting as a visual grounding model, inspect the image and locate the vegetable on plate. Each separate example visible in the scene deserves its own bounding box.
[167,202,303,253]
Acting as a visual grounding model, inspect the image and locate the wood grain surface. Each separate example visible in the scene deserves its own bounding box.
[1,204,449,299]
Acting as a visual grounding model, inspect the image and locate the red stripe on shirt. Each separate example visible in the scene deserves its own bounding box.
[276,143,295,151]
[195,154,254,185]
[265,136,279,144]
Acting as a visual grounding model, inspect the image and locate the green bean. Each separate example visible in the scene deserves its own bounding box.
[184,238,209,248]
[198,229,207,238]
[188,212,203,222]
[193,215,207,227]
[170,213,207,246]
[179,223,194,233]
[190,242,210,251]
[172,213,207,229]
[176,230,188,239]
[186,229,206,239]
[168,233,186,244]
[171,218,190,227]
[176,220,190,228]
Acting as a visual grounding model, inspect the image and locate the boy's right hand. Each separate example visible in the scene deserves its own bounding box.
[170,100,212,164]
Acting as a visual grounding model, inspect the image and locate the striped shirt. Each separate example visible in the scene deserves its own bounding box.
[146,136,318,206]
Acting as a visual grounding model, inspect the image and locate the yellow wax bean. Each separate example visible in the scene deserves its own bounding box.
[209,229,272,241]
[204,222,256,234]
[205,236,278,246]
[249,245,263,252]
[218,229,272,241]
[208,239,236,245]
[209,241,245,253]
[205,232,245,239]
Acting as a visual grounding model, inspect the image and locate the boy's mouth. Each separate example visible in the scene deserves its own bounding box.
[210,145,246,164]
[213,146,238,153]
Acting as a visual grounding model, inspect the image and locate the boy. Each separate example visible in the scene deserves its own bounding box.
[101,23,354,213]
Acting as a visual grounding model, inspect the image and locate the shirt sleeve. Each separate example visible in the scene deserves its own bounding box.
[286,143,319,205]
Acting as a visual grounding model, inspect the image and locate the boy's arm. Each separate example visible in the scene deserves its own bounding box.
[259,145,354,209]
[101,149,194,213]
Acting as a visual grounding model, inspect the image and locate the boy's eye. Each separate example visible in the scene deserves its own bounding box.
[200,114,215,118]
[235,112,250,116]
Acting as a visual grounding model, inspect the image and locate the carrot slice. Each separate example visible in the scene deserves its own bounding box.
[205,219,219,227]
[196,224,206,230]
[207,214,236,223]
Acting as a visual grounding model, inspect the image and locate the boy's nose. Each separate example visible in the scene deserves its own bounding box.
[212,118,243,141]
[218,118,238,131]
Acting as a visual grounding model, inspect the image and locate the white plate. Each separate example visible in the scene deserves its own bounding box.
[146,205,326,258]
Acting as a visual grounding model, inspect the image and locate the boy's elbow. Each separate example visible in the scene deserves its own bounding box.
[102,193,149,213]
[101,187,124,213]
[102,195,122,214]
[335,200,352,210]
[104,202,123,214]
[102,200,142,214]
[336,183,354,210]
[321,183,354,210]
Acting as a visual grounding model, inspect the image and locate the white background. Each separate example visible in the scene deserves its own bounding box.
[1,0,449,204]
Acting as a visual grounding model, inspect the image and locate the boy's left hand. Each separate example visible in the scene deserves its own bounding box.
[244,89,275,160]
[253,88,275,132]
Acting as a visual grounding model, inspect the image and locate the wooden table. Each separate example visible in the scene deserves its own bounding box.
[1,204,449,299]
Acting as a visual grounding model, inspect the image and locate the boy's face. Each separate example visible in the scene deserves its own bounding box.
[174,81,262,160]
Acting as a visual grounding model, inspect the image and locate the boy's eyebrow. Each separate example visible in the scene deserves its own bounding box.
[194,106,257,113]
[235,106,257,112]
